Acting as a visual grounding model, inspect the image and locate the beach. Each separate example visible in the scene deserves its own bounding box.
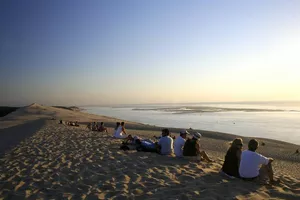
[0,104,300,199]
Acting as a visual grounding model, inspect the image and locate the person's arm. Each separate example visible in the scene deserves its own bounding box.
[195,142,200,154]
[122,126,127,134]
[259,153,271,165]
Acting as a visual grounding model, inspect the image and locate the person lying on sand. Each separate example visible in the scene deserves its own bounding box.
[174,130,189,157]
[239,139,279,184]
[114,122,127,138]
[120,135,158,152]
[221,138,243,178]
[122,135,142,144]
[98,122,108,133]
[183,132,212,162]
[157,129,174,155]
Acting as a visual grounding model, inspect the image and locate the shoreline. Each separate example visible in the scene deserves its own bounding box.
[81,107,300,146]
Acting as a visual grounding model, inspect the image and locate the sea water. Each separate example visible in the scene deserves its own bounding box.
[82,102,300,145]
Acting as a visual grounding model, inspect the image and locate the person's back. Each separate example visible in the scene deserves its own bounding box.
[239,150,269,178]
[183,139,197,156]
[158,136,173,155]
[174,136,186,157]
[115,125,123,138]
[222,147,240,177]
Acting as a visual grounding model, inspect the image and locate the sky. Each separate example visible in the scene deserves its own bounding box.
[0,0,300,106]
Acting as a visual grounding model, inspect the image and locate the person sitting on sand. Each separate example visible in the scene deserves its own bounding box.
[98,122,108,132]
[221,138,243,178]
[239,139,278,184]
[174,130,189,157]
[114,122,127,138]
[92,122,98,131]
[183,132,212,162]
[157,129,174,155]
[87,123,92,130]
[114,122,121,137]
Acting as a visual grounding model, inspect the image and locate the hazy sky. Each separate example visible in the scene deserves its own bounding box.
[1,0,300,106]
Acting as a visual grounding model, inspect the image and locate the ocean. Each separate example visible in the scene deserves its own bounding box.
[82,102,300,145]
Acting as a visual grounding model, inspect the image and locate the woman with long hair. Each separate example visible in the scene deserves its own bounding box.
[221,138,243,177]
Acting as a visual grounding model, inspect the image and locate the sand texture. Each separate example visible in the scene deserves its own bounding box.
[0,104,299,199]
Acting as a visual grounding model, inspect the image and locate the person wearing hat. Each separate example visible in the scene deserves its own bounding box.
[157,129,174,155]
[174,130,189,157]
[183,132,212,162]
[239,139,278,184]
[221,138,243,178]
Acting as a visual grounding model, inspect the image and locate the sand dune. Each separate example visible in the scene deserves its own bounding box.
[0,104,299,199]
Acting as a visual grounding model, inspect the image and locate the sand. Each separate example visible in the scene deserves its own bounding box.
[0,104,299,199]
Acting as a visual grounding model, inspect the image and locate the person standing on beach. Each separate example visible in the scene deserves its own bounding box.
[221,138,243,177]
[158,129,174,155]
[174,130,189,157]
[239,139,278,184]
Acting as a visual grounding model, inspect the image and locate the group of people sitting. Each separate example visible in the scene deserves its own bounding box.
[87,122,108,132]
[116,122,279,184]
[64,121,79,127]
[221,138,279,184]
[119,127,213,162]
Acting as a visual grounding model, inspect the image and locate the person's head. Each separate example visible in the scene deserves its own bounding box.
[230,138,243,150]
[180,130,189,139]
[127,134,133,140]
[161,129,170,137]
[100,122,104,126]
[192,132,202,140]
[248,139,259,152]
[121,122,125,126]
[115,122,121,129]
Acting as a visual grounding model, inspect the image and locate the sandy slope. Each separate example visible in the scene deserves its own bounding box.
[0,104,299,199]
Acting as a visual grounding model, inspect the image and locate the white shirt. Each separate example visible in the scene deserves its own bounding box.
[158,136,174,155]
[174,136,186,157]
[114,126,126,138]
[239,150,269,178]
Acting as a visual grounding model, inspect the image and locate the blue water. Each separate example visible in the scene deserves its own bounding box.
[82,102,300,145]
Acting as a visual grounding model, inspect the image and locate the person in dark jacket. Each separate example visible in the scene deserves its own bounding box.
[221,138,243,177]
[183,132,212,162]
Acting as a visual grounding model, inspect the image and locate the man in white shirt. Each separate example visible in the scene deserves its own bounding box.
[239,139,277,183]
[158,129,174,155]
[174,130,189,157]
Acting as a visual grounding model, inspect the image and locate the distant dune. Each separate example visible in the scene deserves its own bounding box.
[52,106,81,112]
